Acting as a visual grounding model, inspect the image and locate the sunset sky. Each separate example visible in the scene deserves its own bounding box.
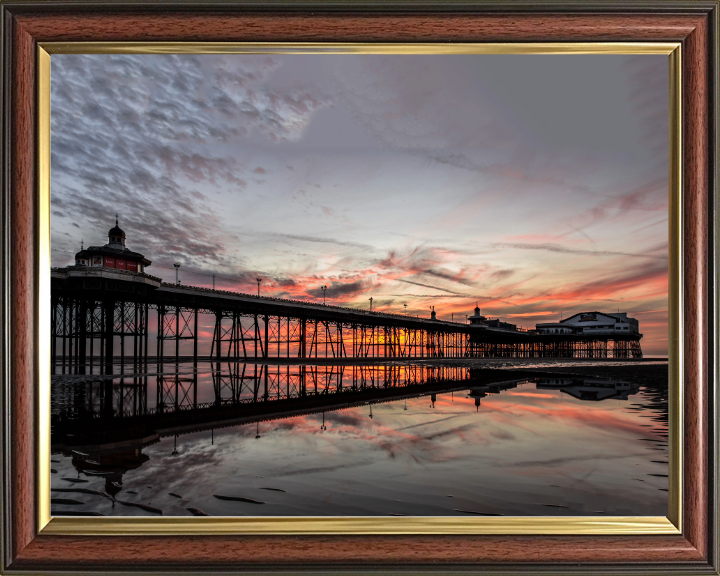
[50,53,669,355]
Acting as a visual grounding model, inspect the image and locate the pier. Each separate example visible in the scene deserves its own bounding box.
[51,220,643,376]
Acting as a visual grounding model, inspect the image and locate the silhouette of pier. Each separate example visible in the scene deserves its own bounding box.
[52,364,512,448]
[51,269,643,376]
[51,219,643,375]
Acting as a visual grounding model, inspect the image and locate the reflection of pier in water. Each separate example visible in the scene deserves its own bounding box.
[52,364,640,451]
[51,365,642,499]
[53,365,524,447]
[536,377,639,401]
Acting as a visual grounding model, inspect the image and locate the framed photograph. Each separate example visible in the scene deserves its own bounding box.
[1,1,717,574]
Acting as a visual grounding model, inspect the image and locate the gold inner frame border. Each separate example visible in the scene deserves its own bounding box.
[36,41,682,536]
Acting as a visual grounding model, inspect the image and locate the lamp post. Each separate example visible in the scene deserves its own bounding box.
[404,303,407,315]
[256,278,262,297]
[369,297,373,312]
[174,263,180,285]
[321,285,327,305]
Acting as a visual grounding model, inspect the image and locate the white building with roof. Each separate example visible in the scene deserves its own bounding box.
[535,312,640,337]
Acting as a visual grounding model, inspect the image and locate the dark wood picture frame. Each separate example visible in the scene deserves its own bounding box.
[1,1,717,573]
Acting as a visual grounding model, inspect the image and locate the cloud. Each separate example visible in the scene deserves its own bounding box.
[51,54,331,269]
[506,311,558,318]
[374,246,481,290]
[418,150,592,193]
[489,269,515,281]
[621,55,669,164]
[506,260,667,309]
[306,279,373,299]
[265,232,374,251]
[493,242,666,260]
[273,277,297,287]
[395,279,463,295]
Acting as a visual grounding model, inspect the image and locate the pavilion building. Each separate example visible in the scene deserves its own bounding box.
[73,217,151,273]
[535,312,640,336]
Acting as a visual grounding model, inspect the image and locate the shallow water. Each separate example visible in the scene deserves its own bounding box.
[50,361,668,517]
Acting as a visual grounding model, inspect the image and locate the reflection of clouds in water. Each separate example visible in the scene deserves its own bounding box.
[489,429,516,441]
[325,411,366,427]
[502,452,651,468]
[396,414,466,432]
[272,461,375,477]
[51,375,668,517]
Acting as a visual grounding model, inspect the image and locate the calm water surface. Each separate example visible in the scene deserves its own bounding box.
[50,361,668,517]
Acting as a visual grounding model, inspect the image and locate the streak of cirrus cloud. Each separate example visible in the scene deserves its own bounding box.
[51,53,669,355]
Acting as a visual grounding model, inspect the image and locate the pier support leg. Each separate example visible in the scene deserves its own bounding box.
[103,298,114,376]
[78,300,87,375]
[300,318,307,359]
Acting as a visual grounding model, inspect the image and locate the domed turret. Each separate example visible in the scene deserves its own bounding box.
[107,215,126,248]
[469,303,486,325]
